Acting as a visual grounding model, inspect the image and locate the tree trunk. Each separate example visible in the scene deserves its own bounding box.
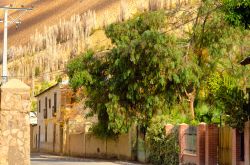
[185,89,196,120]
[189,94,195,120]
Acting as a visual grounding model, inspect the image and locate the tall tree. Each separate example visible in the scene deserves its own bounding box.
[67,11,199,136]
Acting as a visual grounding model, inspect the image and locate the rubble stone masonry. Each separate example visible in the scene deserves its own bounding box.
[0,79,30,165]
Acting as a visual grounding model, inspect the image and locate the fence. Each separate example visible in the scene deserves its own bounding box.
[166,122,250,165]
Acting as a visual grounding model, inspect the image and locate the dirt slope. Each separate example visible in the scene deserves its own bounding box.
[0,0,118,47]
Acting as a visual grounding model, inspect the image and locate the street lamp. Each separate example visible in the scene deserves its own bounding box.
[0,5,32,84]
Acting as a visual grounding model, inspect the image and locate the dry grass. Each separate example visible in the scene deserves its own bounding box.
[2,0,199,84]
[7,10,97,60]
[119,0,128,22]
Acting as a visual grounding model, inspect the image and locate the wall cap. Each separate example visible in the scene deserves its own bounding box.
[179,123,188,125]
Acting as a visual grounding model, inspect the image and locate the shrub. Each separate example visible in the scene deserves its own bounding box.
[146,115,179,165]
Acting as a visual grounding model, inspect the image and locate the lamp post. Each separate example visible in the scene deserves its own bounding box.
[0,6,32,84]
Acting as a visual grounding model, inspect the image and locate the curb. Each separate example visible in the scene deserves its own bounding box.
[38,154,148,165]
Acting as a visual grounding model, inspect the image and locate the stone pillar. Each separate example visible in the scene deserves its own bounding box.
[245,121,250,165]
[179,123,188,164]
[0,79,30,165]
[232,129,241,165]
[205,124,218,165]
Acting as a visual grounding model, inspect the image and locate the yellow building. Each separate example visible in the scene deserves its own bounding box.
[35,82,73,154]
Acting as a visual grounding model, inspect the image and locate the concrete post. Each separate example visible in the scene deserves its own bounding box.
[179,123,188,163]
[0,79,30,165]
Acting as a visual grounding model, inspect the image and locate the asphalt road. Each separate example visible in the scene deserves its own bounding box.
[31,154,144,165]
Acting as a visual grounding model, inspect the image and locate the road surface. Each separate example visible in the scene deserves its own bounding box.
[31,153,144,165]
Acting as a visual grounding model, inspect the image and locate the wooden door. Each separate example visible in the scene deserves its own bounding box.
[218,126,232,165]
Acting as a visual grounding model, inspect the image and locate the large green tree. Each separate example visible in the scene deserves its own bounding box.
[67,11,199,136]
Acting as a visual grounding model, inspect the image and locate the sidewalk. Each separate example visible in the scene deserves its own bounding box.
[31,153,147,165]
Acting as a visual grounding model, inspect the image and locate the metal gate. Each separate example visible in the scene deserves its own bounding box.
[218,126,232,165]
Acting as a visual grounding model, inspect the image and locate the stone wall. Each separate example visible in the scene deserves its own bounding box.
[0,79,30,165]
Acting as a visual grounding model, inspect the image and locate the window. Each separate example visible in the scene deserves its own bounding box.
[45,125,48,142]
[35,134,37,148]
[184,126,197,154]
[38,126,40,149]
[49,99,51,108]
[53,93,57,114]
[44,97,47,119]
[38,100,41,113]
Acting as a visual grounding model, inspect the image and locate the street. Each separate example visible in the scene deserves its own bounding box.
[31,154,144,165]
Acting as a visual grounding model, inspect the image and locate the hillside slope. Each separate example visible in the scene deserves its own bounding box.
[0,0,118,47]
[0,0,200,86]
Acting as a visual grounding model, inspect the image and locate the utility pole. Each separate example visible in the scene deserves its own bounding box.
[0,6,32,84]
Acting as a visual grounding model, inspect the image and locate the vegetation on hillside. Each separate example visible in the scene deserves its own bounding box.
[223,0,250,29]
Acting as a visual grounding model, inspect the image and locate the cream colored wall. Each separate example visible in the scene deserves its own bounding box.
[69,133,85,157]
[36,85,62,153]
[85,134,107,157]
[67,132,135,160]
[108,133,132,159]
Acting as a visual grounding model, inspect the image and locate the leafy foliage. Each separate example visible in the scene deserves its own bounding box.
[146,115,179,165]
[67,2,250,137]
[31,100,37,112]
[186,0,250,128]
[223,0,250,29]
[104,11,201,132]
[207,73,249,130]
[67,50,116,138]
[67,11,200,136]
[34,81,55,96]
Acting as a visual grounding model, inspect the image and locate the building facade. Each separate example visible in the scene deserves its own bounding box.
[35,83,73,154]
